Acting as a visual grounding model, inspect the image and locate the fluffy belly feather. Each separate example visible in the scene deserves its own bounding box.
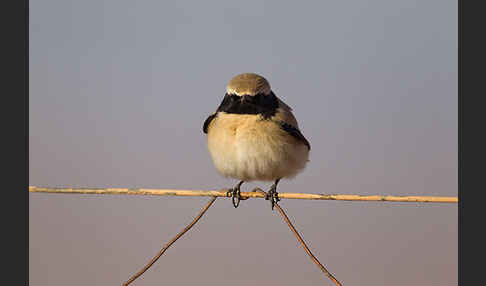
[206,113,309,181]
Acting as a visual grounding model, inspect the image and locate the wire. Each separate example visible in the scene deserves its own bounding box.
[122,196,217,286]
[29,186,458,203]
[253,188,343,286]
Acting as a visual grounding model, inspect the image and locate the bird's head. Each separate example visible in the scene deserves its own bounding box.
[226,73,272,99]
[217,73,278,118]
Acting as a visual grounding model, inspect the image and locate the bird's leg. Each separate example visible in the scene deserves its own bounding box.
[265,179,281,210]
[226,180,244,208]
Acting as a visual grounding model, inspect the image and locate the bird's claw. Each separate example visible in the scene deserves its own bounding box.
[227,185,242,208]
[265,186,280,210]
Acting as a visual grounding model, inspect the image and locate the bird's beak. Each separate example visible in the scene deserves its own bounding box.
[241,95,251,102]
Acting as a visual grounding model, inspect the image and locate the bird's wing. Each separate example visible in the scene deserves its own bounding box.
[277,97,293,112]
[271,96,310,150]
[278,121,311,150]
[203,113,217,134]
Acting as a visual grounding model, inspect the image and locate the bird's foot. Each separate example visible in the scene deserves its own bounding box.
[265,184,280,210]
[226,181,244,208]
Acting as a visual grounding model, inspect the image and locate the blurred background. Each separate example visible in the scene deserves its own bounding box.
[29,0,457,285]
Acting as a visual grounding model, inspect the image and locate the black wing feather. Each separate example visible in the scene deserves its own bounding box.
[203,113,217,134]
[279,121,311,150]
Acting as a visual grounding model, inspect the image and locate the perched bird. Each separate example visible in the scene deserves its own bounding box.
[203,73,310,209]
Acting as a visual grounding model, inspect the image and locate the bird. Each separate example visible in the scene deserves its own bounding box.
[203,73,310,209]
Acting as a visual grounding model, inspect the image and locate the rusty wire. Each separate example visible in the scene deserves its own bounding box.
[121,188,343,286]
[253,188,343,286]
[122,196,217,286]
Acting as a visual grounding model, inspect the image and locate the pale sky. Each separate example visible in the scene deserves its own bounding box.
[30,0,457,285]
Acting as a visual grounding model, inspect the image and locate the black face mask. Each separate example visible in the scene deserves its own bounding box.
[216,91,279,119]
